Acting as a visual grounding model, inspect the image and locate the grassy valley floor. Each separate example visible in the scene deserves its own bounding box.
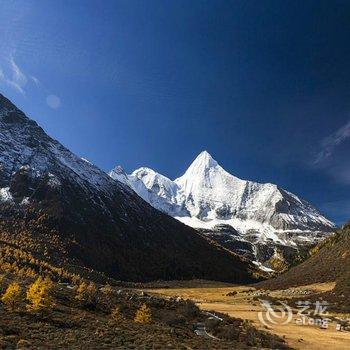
[141,280,350,350]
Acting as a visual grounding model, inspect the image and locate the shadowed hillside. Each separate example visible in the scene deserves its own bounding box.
[0,268,290,349]
[0,93,259,283]
[258,222,350,307]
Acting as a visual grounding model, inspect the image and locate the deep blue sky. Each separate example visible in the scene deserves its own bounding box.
[0,0,349,225]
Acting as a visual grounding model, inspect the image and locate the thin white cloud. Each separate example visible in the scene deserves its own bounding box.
[10,55,27,88]
[0,55,28,95]
[30,75,40,86]
[314,119,350,164]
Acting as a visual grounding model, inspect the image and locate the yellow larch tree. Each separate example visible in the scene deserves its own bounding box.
[1,282,23,311]
[26,277,55,313]
[75,281,97,306]
[134,303,152,324]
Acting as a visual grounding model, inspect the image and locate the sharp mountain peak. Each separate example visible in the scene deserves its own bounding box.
[188,150,218,170]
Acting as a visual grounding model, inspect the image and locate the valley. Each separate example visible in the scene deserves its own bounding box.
[0,78,347,350]
[142,280,350,350]
[0,1,349,348]
[0,273,292,349]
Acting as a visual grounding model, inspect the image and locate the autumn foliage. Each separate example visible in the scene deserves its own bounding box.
[26,277,55,313]
[111,306,123,323]
[134,303,152,324]
[1,282,23,311]
[75,281,97,306]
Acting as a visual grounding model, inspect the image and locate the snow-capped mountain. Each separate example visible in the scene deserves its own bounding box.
[110,151,335,267]
[109,166,185,215]
[0,93,258,282]
[175,151,333,230]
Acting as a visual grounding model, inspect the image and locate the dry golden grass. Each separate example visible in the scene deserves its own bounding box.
[143,281,350,350]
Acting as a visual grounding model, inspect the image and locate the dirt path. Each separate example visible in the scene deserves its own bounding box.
[143,282,350,350]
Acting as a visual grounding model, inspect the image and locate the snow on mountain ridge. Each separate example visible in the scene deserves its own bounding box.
[109,151,335,240]
[109,165,133,187]
[130,167,186,215]
[132,167,179,201]
[174,151,334,232]
[109,165,150,202]
[0,93,260,282]
[0,94,133,199]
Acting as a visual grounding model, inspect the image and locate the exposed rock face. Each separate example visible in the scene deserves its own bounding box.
[0,94,258,283]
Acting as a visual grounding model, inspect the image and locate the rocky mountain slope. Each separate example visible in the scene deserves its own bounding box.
[110,151,334,268]
[0,93,258,283]
[258,222,350,309]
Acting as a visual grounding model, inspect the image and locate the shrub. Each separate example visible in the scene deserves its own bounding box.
[226,291,237,296]
[178,300,200,318]
[0,274,7,293]
[26,277,54,313]
[1,282,23,311]
[134,303,152,324]
[204,318,220,332]
[101,284,113,296]
[217,325,240,341]
[161,312,186,327]
[101,284,114,309]
[75,281,97,307]
[111,306,123,323]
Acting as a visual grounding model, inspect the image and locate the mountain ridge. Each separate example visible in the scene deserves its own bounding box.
[110,151,335,266]
[0,93,258,283]
[110,150,334,232]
